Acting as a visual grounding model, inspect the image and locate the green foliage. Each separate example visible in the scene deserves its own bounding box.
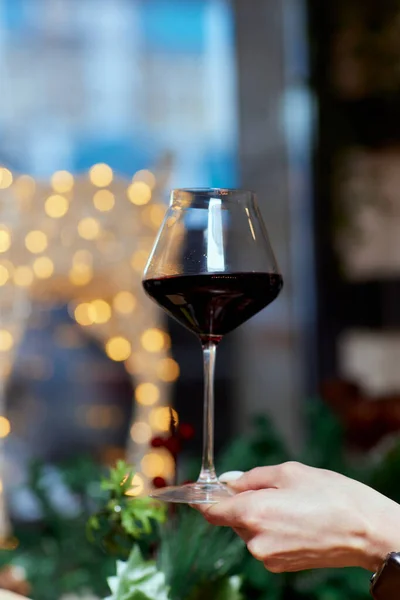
[217,415,289,476]
[105,509,245,600]
[105,546,169,600]
[2,459,166,600]
[105,549,244,600]
[158,508,245,600]
[1,458,115,600]
[239,552,284,600]
[87,461,166,557]
[300,399,348,472]
[368,442,400,504]
[191,576,243,600]
[6,401,400,600]
[101,402,378,600]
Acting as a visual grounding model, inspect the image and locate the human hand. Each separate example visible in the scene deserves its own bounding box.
[195,462,400,573]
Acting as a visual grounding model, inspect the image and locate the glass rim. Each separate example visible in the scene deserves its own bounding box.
[173,187,255,194]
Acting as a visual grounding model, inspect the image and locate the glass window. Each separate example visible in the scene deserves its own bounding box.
[0,0,238,188]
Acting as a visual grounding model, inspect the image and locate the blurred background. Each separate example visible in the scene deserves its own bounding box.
[2,0,400,597]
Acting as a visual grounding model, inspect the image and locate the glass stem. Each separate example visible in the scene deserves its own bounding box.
[198,341,218,484]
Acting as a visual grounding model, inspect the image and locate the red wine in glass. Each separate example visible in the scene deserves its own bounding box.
[143,272,283,345]
[142,188,283,504]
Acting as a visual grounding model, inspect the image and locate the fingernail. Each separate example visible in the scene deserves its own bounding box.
[219,470,244,484]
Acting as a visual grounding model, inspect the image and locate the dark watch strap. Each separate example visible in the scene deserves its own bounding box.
[370,552,400,599]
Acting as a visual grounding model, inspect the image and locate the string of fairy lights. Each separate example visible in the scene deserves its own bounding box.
[0,160,179,516]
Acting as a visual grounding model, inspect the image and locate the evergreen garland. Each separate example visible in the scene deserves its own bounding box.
[5,401,400,599]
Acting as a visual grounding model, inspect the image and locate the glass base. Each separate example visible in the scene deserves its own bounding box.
[149,481,234,504]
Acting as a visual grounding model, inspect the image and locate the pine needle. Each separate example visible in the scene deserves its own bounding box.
[158,507,245,600]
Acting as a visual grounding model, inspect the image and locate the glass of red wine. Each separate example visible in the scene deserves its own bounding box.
[142,188,283,504]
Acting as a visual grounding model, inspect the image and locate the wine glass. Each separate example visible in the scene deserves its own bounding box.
[142,189,283,504]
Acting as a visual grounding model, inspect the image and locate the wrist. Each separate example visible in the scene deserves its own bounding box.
[362,500,400,572]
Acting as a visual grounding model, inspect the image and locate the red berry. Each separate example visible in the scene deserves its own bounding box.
[179,423,195,440]
[164,438,181,456]
[151,437,165,448]
[153,477,166,488]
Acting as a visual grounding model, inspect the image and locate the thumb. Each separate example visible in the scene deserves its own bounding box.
[228,466,281,493]
[219,471,244,484]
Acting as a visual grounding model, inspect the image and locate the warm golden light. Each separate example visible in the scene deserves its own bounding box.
[0,416,11,438]
[91,299,111,324]
[156,358,180,382]
[141,452,165,478]
[0,330,13,352]
[25,230,48,254]
[14,266,34,287]
[0,360,12,380]
[78,217,101,240]
[93,189,115,212]
[113,291,137,314]
[0,264,9,286]
[74,303,95,326]
[69,263,93,286]
[142,448,175,479]
[130,249,149,272]
[148,204,166,228]
[124,352,146,376]
[130,421,152,444]
[125,473,144,497]
[132,169,156,190]
[163,332,171,350]
[105,336,131,361]
[127,181,152,205]
[89,163,113,187]
[73,249,93,265]
[0,168,13,189]
[135,382,160,406]
[0,479,2,493]
[159,449,175,478]
[166,216,178,228]
[0,537,19,551]
[51,170,74,193]
[45,194,69,218]
[149,407,179,432]
[141,328,165,352]
[0,227,11,253]
[33,256,54,279]
[14,175,36,201]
